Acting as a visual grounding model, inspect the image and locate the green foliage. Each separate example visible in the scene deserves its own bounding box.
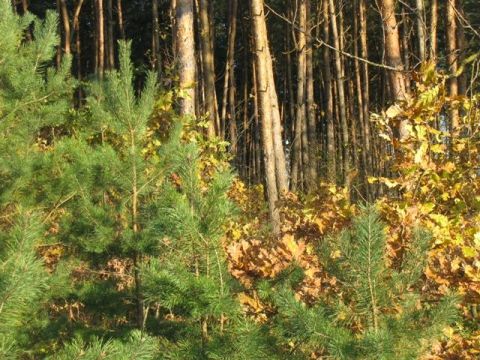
[0,0,72,207]
[0,212,49,359]
[0,4,469,359]
[50,330,159,360]
[260,207,459,359]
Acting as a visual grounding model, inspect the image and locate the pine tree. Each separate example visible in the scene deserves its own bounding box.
[0,2,72,357]
[0,0,72,208]
[258,207,459,359]
[0,213,49,359]
[140,132,281,359]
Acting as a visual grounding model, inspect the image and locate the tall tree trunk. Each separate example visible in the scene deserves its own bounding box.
[328,0,349,189]
[199,0,217,137]
[322,0,336,183]
[291,0,307,192]
[305,0,317,190]
[176,0,196,117]
[457,0,467,96]
[359,0,372,195]
[152,0,162,76]
[117,0,125,39]
[416,0,427,62]
[250,0,281,235]
[380,0,409,139]
[221,0,238,157]
[107,0,115,69]
[266,33,288,194]
[96,0,105,79]
[73,0,85,101]
[446,0,459,132]
[58,0,71,56]
[430,0,438,60]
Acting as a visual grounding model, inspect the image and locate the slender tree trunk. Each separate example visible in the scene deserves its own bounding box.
[176,0,196,117]
[305,0,317,190]
[291,0,307,192]
[380,0,409,139]
[446,0,459,132]
[416,0,427,62]
[107,0,114,69]
[152,0,161,75]
[117,0,125,39]
[457,0,466,96]
[328,0,349,190]
[250,0,280,235]
[322,0,336,183]
[73,0,85,101]
[221,0,238,156]
[430,0,438,60]
[96,0,105,79]
[266,38,289,194]
[58,0,71,55]
[199,0,217,137]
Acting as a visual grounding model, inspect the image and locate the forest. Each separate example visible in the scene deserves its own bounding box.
[1,0,479,358]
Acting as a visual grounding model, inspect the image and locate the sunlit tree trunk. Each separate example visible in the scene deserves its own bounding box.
[446,0,459,132]
[416,0,427,62]
[328,0,349,189]
[152,0,161,75]
[322,0,336,183]
[430,0,438,61]
[96,0,105,79]
[220,0,238,156]
[305,0,317,190]
[380,0,409,139]
[291,0,307,192]
[176,0,196,117]
[57,0,71,56]
[107,0,114,69]
[251,0,281,235]
[117,0,125,39]
[199,0,217,137]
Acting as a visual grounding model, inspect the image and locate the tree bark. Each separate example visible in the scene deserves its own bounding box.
[328,0,349,189]
[117,0,125,39]
[176,0,196,117]
[199,0,217,137]
[416,0,427,62]
[380,0,409,139]
[250,0,281,235]
[430,0,438,60]
[107,0,115,69]
[446,0,459,131]
[322,0,336,183]
[305,0,317,190]
[266,34,289,194]
[291,0,307,192]
[221,0,238,156]
[96,0,105,79]
[58,0,71,55]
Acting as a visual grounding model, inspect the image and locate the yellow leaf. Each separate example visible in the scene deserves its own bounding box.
[420,203,435,214]
[474,232,480,248]
[430,144,445,154]
[379,177,400,189]
[429,213,449,228]
[442,326,455,338]
[386,104,402,118]
[442,162,456,173]
[462,246,477,258]
[330,250,341,259]
[451,258,462,272]
[414,143,428,164]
